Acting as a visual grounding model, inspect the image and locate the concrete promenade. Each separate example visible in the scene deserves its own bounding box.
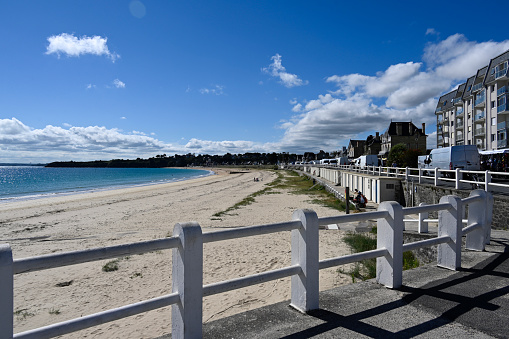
[197,228,509,339]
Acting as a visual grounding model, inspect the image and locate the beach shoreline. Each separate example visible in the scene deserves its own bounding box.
[2,168,353,338]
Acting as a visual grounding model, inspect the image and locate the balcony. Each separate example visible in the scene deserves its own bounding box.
[498,121,507,131]
[437,137,444,145]
[476,140,486,150]
[495,68,508,80]
[497,86,509,97]
[453,97,463,105]
[455,107,464,116]
[472,82,484,92]
[474,111,486,121]
[435,106,443,113]
[498,139,507,148]
[455,118,463,127]
[475,92,486,107]
[498,103,508,114]
[474,127,485,136]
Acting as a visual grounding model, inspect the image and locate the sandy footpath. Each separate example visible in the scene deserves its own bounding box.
[1,168,354,338]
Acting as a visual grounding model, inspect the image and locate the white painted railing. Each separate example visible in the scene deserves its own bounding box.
[0,190,492,339]
[298,163,509,193]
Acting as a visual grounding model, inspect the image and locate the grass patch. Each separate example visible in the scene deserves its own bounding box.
[213,169,346,218]
[102,260,119,272]
[14,309,34,320]
[340,230,419,282]
[49,308,61,315]
[130,272,143,279]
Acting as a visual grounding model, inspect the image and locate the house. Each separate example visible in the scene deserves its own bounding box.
[380,122,427,156]
[348,140,365,158]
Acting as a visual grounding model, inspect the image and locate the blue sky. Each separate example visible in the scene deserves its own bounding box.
[1,0,509,163]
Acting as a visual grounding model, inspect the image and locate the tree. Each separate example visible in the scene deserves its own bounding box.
[387,144,407,167]
[388,143,422,168]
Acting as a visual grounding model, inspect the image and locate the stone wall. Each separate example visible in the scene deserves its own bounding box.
[401,181,509,230]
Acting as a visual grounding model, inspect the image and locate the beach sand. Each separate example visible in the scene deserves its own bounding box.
[1,168,355,338]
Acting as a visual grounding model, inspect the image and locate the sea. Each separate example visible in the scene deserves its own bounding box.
[0,166,213,203]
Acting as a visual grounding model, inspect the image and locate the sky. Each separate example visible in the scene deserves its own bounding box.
[1,0,509,163]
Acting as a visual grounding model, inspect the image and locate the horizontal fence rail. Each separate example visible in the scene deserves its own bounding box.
[290,163,509,193]
[0,190,493,339]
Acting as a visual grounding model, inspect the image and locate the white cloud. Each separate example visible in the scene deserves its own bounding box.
[278,34,509,152]
[113,79,126,88]
[425,28,439,36]
[262,54,308,88]
[46,33,120,62]
[292,103,302,112]
[200,85,224,95]
[86,84,96,89]
[121,117,127,120]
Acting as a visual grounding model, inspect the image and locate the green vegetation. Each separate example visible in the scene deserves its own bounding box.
[387,143,423,168]
[102,260,119,272]
[130,272,143,279]
[341,228,419,282]
[49,308,61,315]
[14,309,35,320]
[213,170,346,219]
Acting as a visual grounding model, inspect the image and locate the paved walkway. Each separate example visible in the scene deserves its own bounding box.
[200,230,509,338]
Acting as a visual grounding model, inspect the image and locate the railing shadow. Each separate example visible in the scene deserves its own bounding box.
[281,250,509,339]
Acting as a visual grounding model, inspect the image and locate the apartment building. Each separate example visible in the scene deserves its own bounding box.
[435,50,509,150]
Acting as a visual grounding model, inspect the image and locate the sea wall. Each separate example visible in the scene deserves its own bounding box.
[401,182,509,230]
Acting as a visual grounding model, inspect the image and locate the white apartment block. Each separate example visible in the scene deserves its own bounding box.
[435,50,509,150]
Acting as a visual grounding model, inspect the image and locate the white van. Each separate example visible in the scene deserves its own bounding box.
[336,157,349,165]
[418,145,480,171]
[355,155,379,168]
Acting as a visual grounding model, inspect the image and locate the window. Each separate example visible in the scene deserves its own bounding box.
[492,101,496,109]
[492,134,496,142]
[492,85,495,92]
[467,85,472,91]
[492,117,497,126]
[468,126,472,132]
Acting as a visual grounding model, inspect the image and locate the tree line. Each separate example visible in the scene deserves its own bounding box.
[45,152,304,168]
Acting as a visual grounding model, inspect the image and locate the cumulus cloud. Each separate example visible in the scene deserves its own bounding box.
[0,118,175,162]
[200,85,224,95]
[46,33,120,62]
[281,34,509,152]
[262,54,308,88]
[113,79,126,88]
[0,118,276,163]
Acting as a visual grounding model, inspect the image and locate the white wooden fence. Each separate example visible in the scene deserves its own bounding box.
[0,190,493,339]
[310,164,509,192]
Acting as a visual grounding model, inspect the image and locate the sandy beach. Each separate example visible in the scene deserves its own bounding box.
[1,168,355,338]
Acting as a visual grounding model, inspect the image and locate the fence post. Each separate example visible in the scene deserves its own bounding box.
[434,168,439,186]
[291,209,319,313]
[172,222,203,339]
[485,192,494,245]
[455,168,461,189]
[418,168,422,184]
[465,190,487,251]
[0,244,13,339]
[485,170,491,192]
[437,195,462,270]
[405,167,409,181]
[418,202,428,233]
[376,201,403,289]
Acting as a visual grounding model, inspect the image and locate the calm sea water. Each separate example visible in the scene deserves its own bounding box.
[0,166,212,202]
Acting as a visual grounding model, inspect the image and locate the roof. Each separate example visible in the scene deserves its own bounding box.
[485,50,509,84]
[462,75,476,98]
[383,121,424,137]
